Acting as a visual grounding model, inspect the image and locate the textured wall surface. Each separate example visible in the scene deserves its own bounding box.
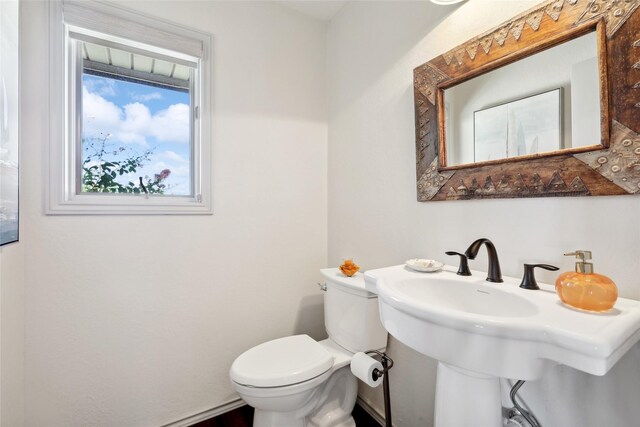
[1,0,24,425]
[0,243,25,427]
[327,1,640,425]
[20,1,327,425]
[10,1,640,426]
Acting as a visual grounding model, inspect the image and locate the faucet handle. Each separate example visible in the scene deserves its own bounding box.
[519,264,559,290]
[445,251,472,276]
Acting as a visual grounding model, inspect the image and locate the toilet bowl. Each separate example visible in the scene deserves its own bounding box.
[230,268,387,427]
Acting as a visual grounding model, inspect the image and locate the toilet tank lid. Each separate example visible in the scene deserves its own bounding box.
[230,335,333,388]
[320,268,373,296]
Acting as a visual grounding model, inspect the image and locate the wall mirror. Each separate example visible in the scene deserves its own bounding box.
[413,0,640,201]
[443,28,603,167]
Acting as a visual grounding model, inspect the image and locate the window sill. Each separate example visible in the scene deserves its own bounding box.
[46,193,212,215]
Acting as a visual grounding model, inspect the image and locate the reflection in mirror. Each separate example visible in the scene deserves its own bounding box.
[443,31,600,167]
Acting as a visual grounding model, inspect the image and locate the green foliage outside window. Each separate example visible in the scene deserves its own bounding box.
[82,135,171,194]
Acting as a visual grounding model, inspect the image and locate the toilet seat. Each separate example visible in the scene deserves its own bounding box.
[230,335,334,388]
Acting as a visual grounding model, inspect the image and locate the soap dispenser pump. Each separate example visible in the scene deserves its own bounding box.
[555,251,618,312]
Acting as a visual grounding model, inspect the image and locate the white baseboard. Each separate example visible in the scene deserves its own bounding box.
[161,398,246,427]
[356,396,387,426]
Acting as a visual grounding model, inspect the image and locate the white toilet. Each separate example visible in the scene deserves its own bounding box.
[230,268,387,427]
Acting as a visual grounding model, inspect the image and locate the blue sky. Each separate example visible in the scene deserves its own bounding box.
[82,74,192,195]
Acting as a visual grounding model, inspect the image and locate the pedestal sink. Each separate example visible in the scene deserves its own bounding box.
[364,265,640,426]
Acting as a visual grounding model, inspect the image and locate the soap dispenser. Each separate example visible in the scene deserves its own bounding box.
[555,251,618,312]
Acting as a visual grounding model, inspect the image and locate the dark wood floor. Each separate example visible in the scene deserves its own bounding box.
[352,404,383,426]
[192,403,381,427]
[192,404,253,427]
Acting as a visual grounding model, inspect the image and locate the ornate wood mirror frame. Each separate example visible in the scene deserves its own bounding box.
[414,0,639,201]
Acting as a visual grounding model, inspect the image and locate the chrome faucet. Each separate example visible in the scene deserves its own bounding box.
[464,238,503,283]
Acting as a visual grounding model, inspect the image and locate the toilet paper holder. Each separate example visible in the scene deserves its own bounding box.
[365,350,393,382]
[365,350,394,427]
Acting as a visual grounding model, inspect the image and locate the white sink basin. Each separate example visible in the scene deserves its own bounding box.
[365,265,640,380]
[384,276,539,318]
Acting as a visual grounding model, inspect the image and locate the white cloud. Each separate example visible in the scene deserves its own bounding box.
[119,102,152,145]
[150,104,190,144]
[82,88,190,147]
[159,150,189,164]
[131,91,162,102]
[82,87,122,139]
[84,76,116,97]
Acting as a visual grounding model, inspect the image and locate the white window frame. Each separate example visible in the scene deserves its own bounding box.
[48,0,212,215]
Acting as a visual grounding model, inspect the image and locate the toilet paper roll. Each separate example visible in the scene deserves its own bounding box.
[350,352,383,387]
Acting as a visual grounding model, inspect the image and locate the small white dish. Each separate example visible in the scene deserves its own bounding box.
[405,259,443,273]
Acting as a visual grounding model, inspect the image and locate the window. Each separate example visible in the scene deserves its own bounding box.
[48,1,212,214]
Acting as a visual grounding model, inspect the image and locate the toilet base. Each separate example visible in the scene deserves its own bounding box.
[309,414,356,427]
[246,366,358,427]
[253,409,306,427]
[253,410,356,427]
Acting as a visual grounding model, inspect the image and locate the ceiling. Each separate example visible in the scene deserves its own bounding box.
[276,1,348,22]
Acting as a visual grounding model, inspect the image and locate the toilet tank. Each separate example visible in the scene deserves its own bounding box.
[320,268,387,353]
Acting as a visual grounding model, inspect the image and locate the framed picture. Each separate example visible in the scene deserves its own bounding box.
[0,0,19,246]
[474,88,562,163]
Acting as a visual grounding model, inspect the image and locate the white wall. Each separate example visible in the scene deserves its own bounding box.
[0,244,25,427]
[21,1,327,426]
[0,243,24,427]
[327,1,640,426]
[13,1,640,426]
[1,0,25,424]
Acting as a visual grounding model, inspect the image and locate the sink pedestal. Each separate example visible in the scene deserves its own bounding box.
[434,363,502,427]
